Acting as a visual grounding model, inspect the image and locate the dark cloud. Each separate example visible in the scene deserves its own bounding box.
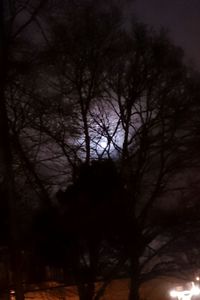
[134,0,200,69]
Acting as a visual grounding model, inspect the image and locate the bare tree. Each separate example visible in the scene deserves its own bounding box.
[0,1,50,299]
[4,1,200,300]
[34,7,200,300]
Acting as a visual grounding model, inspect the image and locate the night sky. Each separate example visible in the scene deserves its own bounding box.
[134,0,200,70]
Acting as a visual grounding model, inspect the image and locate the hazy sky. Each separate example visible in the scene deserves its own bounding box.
[134,0,200,70]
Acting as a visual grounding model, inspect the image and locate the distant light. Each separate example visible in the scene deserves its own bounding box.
[196,276,200,281]
[169,282,200,300]
[191,284,200,296]
[170,290,178,297]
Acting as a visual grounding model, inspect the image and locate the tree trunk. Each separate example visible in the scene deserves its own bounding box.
[128,256,140,300]
[78,282,95,300]
[82,112,91,165]
[0,2,24,300]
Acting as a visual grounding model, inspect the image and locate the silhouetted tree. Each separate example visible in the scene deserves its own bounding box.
[34,3,200,300]
[0,1,50,299]
[3,1,200,300]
